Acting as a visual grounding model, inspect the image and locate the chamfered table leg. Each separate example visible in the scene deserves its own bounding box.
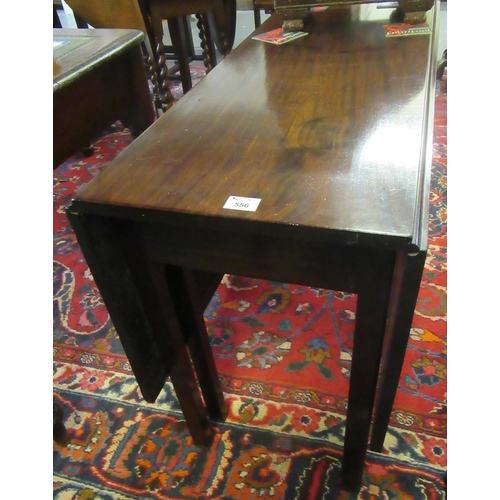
[66,210,213,447]
[370,250,427,452]
[164,265,228,422]
[340,250,395,491]
[143,260,215,447]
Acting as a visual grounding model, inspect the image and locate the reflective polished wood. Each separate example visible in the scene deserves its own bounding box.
[53,29,155,168]
[69,11,435,244]
[67,3,439,491]
[274,0,435,29]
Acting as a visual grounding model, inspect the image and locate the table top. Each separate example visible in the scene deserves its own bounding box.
[53,28,144,91]
[72,5,438,252]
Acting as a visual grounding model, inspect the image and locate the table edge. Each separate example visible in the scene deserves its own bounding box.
[53,28,145,90]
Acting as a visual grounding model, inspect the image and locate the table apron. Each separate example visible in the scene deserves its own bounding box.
[122,218,400,295]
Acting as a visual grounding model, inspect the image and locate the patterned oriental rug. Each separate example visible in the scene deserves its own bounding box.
[53,68,447,499]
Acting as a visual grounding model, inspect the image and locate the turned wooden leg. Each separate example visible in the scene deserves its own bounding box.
[195,13,218,74]
[154,37,175,111]
[142,43,163,115]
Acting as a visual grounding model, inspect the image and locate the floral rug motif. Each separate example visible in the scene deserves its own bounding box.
[53,69,447,499]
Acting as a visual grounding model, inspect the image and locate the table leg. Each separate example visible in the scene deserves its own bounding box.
[167,17,193,94]
[144,261,216,446]
[164,265,228,422]
[340,251,395,491]
[53,401,70,446]
[370,250,427,452]
[66,211,213,447]
[195,13,218,73]
[118,44,156,136]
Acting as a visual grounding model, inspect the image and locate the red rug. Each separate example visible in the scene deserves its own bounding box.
[53,70,446,498]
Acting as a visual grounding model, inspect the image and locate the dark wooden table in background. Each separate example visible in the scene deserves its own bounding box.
[53,28,155,168]
[67,3,439,491]
[274,0,435,29]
